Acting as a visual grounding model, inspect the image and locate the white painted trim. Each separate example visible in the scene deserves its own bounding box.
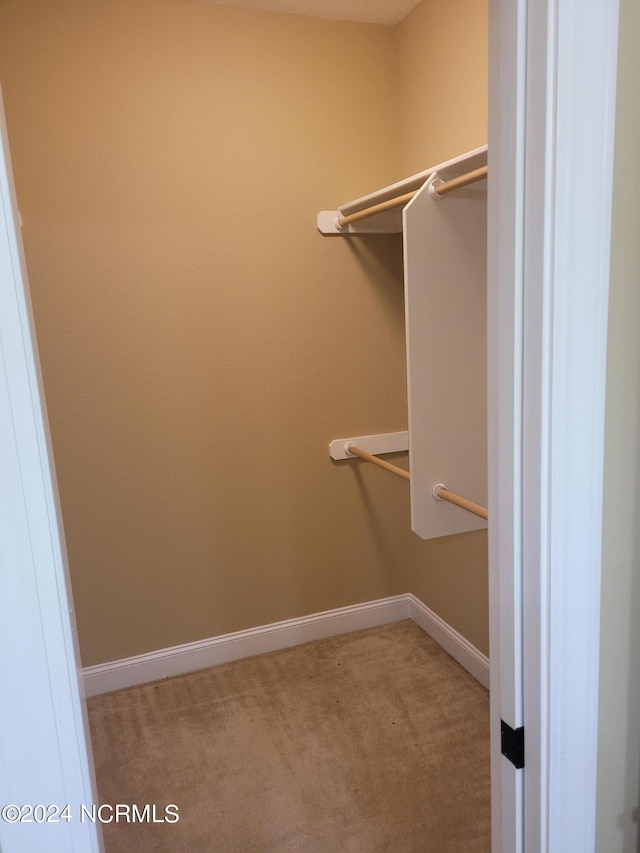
[489,0,621,849]
[519,1,620,851]
[84,595,410,696]
[488,0,527,849]
[407,595,490,689]
[83,594,489,697]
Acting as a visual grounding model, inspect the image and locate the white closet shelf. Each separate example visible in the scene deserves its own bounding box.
[317,144,487,236]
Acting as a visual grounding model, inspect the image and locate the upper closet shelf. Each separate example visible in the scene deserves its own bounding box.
[317,144,488,235]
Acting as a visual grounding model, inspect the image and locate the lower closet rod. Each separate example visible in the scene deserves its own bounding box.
[432,484,488,520]
[346,444,488,520]
[346,444,410,481]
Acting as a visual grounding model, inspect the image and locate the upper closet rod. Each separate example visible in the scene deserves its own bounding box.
[431,165,488,197]
[337,190,418,228]
[336,164,488,228]
[346,444,488,520]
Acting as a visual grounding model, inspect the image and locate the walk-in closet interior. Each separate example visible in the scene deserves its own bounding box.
[0,0,490,845]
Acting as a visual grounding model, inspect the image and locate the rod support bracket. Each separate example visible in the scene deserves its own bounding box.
[428,177,446,200]
[432,483,447,501]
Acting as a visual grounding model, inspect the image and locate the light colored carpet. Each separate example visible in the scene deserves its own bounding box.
[87,619,490,852]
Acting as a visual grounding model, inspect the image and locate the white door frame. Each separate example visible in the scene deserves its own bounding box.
[488,0,620,850]
[487,0,526,846]
[0,94,103,852]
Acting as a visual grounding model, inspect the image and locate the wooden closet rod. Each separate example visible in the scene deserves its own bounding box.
[432,165,488,197]
[345,447,487,520]
[346,444,410,481]
[337,190,418,228]
[336,163,487,228]
[433,484,488,520]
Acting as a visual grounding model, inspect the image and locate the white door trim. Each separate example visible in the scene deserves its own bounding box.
[0,91,103,852]
[522,0,620,849]
[489,0,620,850]
[488,0,527,846]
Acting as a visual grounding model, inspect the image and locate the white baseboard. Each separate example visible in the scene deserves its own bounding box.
[83,593,489,696]
[82,595,410,697]
[407,594,490,689]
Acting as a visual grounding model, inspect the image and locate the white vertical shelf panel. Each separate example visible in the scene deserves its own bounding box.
[403,163,488,540]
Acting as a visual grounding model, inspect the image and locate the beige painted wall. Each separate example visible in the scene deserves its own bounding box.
[0,0,489,667]
[596,0,640,847]
[397,0,488,174]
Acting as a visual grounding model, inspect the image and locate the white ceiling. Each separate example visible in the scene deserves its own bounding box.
[194,0,423,26]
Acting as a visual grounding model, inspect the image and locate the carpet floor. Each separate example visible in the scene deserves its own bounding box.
[87,619,490,852]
